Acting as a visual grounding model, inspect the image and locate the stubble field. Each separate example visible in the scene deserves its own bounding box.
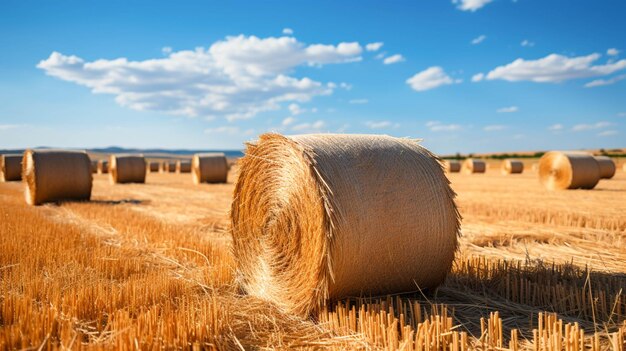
[1,165,625,350]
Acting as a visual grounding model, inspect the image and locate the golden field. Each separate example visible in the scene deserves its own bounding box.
[1,165,625,350]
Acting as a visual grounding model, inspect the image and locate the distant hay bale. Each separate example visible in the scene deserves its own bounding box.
[98,160,109,174]
[444,160,461,173]
[192,153,228,184]
[538,151,601,190]
[109,155,146,184]
[501,159,524,174]
[462,159,486,174]
[148,161,160,173]
[594,156,616,179]
[167,161,176,173]
[231,133,460,315]
[176,160,192,173]
[22,150,92,205]
[91,160,98,174]
[1,154,23,181]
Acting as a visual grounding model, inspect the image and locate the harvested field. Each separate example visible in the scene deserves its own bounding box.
[1,169,625,349]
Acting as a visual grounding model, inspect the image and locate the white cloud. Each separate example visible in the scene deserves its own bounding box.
[471,35,486,45]
[282,28,294,35]
[366,42,384,52]
[282,116,295,126]
[383,54,405,65]
[548,124,563,131]
[497,106,518,113]
[291,120,326,132]
[520,40,535,47]
[407,66,460,92]
[162,46,172,54]
[0,124,20,131]
[598,130,618,137]
[584,74,626,88]
[288,103,304,115]
[37,35,363,121]
[365,121,393,129]
[571,121,612,131]
[205,126,255,136]
[484,125,506,131]
[375,52,386,60]
[607,48,619,56]
[349,98,368,104]
[471,73,485,82]
[453,0,493,11]
[474,53,626,83]
[427,121,462,132]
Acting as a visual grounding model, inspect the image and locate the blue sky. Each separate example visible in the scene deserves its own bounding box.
[1,0,624,154]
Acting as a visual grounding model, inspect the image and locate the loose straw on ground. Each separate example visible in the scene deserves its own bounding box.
[176,160,191,173]
[501,159,524,175]
[22,150,92,205]
[98,160,109,174]
[594,156,616,179]
[1,154,23,181]
[445,160,461,173]
[192,153,228,184]
[231,133,460,316]
[462,159,486,174]
[538,151,601,190]
[109,155,146,184]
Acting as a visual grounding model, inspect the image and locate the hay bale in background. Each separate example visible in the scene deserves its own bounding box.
[1,154,23,182]
[192,153,228,184]
[444,160,461,173]
[538,151,601,190]
[91,160,98,174]
[98,160,109,174]
[176,160,192,173]
[231,133,460,315]
[148,161,160,173]
[22,150,92,205]
[594,156,616,179]
[462,159,486,174]
[168,161,176,173]
[109,155,146,184]
[501,159,524,174]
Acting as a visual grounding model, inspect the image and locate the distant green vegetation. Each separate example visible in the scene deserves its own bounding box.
[442,149,626,160]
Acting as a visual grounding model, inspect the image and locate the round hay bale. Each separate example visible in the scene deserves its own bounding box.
[192,153,228,184]
[538,151,601,190]
[109,155,146,184]
[23,150,92,205]
[231,133,460,315]
[1,154,23,181]
[176,160,192,173]
[501,159,524,174]
[148,161,160,173]
[444,160,461,173]
[91,160,98,174]
[594,156,616,179]
[98,160,109,174]
[168,161,176,173]
[461,159,486,174]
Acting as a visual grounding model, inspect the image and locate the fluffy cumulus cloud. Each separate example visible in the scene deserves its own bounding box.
[453,0,493,12]
[406,67,460,92]
[37,35,363,121]
[426,121,462,132]
[471,35,486,45]
[383,54,405,65]
[497,106,518,113]
[584,74,626,88]
[472,53,626,83]
[607,48,619,56]
[282,28,294,35]
[366,42,384,52]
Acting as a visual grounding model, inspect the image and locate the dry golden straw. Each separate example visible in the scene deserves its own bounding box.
[445,160,461,173]
[231,133,460,316]
[109,155,146,184]
[176,160,192,173]
[98,160,109,174]
[0,154,23,181]
[538,151,601,190]
[594,156,616,179]
[148,161,160,173]
[462,159,486,174]
[22,149,92,205]
[192,153,228,184]
[501,159,524,174]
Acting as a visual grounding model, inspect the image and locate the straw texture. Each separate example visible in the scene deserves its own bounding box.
[231,133,460,316]
[445,160,461,173]
[192,153,228,184]
[98,160,109,174]
[538,151,601,190]
[462,159,486,174]
[1,154,23,181]
[109,155,146,184]
[501,159,524,174]
[22,150,92,206]
[594,156,616,179]
[176,160,192,173]
[149,161,160,173]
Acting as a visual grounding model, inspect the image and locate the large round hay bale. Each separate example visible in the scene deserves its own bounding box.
[23,150,92,205]
[192,153,228,184]
[538,151,601,190]
[462,159,486,174]
[148,161,160,173]
[231,133,460,315]
[98,160,109,174]
[444,160,461,173]
[109,155,146,184]
[594,156,616,179]
[176,160,192,173]
[1,154,23,181]
[501,159,524,174]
